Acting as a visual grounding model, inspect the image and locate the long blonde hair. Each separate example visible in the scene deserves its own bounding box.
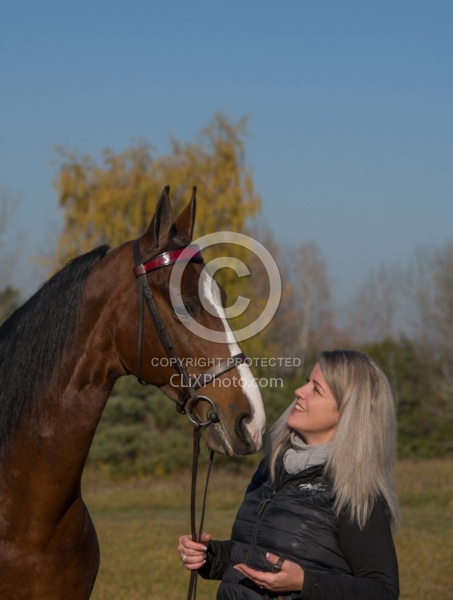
[268,350,400,531]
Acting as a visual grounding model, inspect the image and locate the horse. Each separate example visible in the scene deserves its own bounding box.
[0,186,266,600]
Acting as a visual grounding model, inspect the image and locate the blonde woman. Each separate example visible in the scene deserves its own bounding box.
[178,350,400,599]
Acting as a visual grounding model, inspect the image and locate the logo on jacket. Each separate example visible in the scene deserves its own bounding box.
[297,482,329,495]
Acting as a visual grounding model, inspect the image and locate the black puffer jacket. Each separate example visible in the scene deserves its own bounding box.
[199,458,399,599]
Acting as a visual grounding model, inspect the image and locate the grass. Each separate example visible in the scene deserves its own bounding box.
[83,458,453,599]
[392,459,453,599]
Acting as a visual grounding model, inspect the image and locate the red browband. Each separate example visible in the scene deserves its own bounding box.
[133,245,203,277]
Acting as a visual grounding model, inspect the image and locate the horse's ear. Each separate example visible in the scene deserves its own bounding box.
[171,186,197,245]
[144,185,174,251]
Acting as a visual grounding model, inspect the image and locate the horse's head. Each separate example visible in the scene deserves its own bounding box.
[108,186,266,456]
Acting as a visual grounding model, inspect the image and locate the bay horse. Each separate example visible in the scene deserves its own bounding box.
[0,187,266,600]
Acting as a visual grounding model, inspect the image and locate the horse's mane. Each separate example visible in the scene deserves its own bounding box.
[0,245,110,445]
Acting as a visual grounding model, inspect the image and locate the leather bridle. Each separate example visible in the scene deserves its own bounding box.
[132,237,247,423]
[133,238,248,600]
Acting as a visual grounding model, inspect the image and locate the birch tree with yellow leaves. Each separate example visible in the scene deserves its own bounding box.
[54,114,260,264]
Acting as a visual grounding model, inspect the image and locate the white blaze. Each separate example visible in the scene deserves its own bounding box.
[199,271,266,448]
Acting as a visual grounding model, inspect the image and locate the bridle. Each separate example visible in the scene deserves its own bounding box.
[133,238,247,600]
[132,238,247,422]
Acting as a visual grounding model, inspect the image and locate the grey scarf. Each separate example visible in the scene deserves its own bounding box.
[283,432,331,474]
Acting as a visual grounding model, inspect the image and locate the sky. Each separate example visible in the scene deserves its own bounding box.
[1,0,453,311]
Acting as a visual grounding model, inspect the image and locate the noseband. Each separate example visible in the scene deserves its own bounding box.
[133,238,246,426]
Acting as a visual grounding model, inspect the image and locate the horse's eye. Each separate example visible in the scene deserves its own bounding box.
[174,302,197,318]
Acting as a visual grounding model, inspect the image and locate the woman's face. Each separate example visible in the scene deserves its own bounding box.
[286,362,339,445]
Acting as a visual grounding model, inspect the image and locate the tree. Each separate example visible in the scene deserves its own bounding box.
[156,114,261,241]
[292,243,332,364]
[271,242,334,370]
[363,337,453,457]
[408,243,453,421]
[54,141,160,261]
[348,264,404,344]
[54,114,261,266]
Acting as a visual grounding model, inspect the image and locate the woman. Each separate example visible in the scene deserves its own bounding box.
[178,350,400,599]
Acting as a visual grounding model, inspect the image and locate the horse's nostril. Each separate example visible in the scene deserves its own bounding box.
[234,412,252,442]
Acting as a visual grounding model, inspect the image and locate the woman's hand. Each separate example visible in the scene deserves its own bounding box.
[234,552,304,593]
[177,533,211,571]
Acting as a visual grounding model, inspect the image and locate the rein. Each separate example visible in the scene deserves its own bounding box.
[187,425,215,600]
[132,238,246,600]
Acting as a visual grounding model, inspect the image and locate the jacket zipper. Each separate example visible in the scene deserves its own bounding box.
[257,497,273,517]
[246,489,277,564]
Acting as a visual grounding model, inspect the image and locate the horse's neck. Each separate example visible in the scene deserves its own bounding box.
[4,371,114,512]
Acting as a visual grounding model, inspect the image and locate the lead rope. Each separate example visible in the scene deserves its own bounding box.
[187,424,215,600]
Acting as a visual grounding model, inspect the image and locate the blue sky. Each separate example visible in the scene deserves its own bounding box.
[1,0,452,308]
